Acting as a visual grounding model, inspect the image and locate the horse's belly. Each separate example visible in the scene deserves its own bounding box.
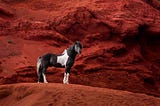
[53,63,65,68]
[57,53,69,67]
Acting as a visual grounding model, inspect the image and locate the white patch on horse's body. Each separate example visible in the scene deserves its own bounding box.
[57,49,69,67]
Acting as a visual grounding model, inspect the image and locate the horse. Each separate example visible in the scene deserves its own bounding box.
[37,41,82,84]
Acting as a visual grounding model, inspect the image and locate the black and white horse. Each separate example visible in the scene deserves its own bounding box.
[37,41,82,84]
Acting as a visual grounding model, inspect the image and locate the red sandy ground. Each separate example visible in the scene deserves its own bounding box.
[0,0,160,105]
[0,83,160,106]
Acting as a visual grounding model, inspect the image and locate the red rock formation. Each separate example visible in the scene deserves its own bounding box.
[0,0,160,97]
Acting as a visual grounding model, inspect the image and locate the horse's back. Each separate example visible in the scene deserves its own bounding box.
[40,53,57,66]
[42,53,52,60]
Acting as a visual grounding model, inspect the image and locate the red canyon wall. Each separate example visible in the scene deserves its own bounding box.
[0,0,160,97]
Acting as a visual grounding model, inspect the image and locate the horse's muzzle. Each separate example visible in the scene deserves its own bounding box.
[78,50,82,54]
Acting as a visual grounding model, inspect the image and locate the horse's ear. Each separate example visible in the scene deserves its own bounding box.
[75,41,79,44]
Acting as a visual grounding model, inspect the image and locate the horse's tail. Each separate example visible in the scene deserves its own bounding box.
[37,57,44,82]
[37,57,41,74]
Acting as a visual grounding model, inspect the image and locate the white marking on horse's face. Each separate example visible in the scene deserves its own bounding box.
[57,49,69,67]
[75,45,81,54]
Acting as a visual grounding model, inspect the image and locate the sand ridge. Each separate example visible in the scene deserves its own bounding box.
[0,83,160,106]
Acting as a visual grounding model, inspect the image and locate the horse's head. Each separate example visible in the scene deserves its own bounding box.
[74,41,82,54]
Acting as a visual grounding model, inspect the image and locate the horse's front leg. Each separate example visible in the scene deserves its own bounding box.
[63,67,71,84]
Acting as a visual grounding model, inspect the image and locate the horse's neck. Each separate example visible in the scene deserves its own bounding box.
[67,45,77,60]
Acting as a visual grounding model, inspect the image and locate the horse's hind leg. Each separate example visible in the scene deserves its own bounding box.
[37,66,44,83]
[38,71,44,83]
[42,67,48,83]
[37,57,43,83]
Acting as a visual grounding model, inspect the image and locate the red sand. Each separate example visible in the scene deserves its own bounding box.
[0,83,160,106]
[0,0,160,104]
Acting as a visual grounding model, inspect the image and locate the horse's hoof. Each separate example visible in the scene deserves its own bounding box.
[44,82,48,83]
[63,82,69,84]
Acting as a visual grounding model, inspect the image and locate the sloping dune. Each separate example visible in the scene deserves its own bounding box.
[0,83,160,106]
